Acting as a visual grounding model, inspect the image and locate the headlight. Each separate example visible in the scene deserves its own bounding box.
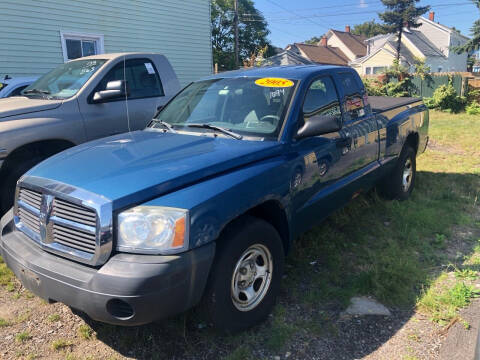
[117,206,189,254]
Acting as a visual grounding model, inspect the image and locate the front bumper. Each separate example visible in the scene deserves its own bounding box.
[0,210,215,326]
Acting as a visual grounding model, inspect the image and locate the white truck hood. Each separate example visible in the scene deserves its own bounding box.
[0,96,63,119]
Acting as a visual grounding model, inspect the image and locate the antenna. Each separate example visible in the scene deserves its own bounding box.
[123,55,132,133]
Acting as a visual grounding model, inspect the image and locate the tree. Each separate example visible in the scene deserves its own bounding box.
[304,36,323,45]
[211,0,272,71]
[378,0,430,62]
[352,20,386,38]
[453,0,480,54]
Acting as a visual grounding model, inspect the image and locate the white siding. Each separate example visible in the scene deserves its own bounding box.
[0,0,212,85]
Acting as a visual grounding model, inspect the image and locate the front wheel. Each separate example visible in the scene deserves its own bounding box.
[203,216,284,333]
[378,146,416,201]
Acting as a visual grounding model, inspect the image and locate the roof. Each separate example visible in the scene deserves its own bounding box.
[257,50,314,67]
[328,29,367,57]
[206,65,347,81]
[293,43,349,66]
[403,30,445,57]
[419,16,470,41]
[349,42,415,66]
[70,52,165,61]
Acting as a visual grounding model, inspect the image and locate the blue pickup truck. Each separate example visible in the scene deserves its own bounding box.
[0,65,428,332]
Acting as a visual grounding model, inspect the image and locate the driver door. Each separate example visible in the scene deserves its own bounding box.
[78,58,166,140]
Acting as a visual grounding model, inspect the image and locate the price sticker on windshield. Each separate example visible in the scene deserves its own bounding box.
[255,77,294,88]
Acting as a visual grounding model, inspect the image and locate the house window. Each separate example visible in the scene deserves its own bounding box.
[372,66,386,74]
[60,31,104,62]
[365,67,372,75]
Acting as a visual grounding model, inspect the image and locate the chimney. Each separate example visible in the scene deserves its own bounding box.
[320,36,327,47]
[429,11,435,21]
[345,25,351,33]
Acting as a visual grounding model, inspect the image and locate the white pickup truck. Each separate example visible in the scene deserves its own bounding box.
[0,53,181,213]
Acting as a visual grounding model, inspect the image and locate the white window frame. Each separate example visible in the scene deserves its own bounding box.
[60,31,105,62]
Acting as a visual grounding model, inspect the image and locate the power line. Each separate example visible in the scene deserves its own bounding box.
[242,2,473,23]
[263,0,333,30]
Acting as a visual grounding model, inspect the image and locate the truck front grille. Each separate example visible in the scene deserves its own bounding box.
[19,188,42,209]
[53,198,97,227]
[52,224,96,254]
[17,188,42,235]
[15,185,102,264]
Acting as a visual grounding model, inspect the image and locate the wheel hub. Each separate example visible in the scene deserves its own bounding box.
[402,158,413,192]
[231,244,273,312]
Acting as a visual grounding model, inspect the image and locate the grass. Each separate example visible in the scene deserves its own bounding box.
[417,273,479,325]
[78,324,94,340]
[0,317,9,327]
[0,256,15,291]
[48,314,61,322]
[51,339,73,351]
[15,330,31,343]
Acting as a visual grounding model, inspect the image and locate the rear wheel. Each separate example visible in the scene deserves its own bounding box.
[203,216,284,333]
[378,146,416,201]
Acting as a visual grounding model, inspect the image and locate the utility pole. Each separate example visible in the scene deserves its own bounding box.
[233,0,239,69]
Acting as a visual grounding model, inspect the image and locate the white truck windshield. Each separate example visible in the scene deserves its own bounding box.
[22,59,107,99]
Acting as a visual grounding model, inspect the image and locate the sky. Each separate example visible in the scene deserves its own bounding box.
[252,0,478,48]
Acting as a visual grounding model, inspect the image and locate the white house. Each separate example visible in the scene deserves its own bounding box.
[350,12,470,75]
[0,0,212,86]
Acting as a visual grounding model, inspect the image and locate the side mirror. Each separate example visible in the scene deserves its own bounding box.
[296,113,342,139]
[92,80,127,102]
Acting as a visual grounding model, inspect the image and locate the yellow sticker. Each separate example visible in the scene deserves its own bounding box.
[255,77,294,88]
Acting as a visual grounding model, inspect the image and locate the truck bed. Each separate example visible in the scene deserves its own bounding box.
[369,96,423,113]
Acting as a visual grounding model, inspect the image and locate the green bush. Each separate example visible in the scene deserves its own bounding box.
[424,82,466,113]
[466,100,480,115]
[362,77,385,96]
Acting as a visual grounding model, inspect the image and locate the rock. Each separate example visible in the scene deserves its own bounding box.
[343,296,391,316]
[274,356,281,360]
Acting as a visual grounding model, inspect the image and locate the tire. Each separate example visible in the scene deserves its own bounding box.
[203,216,285,333]
[0,157,43,215]
[378,146,416,201]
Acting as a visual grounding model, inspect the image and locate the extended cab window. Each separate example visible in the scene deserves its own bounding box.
[303,76,342,118]
[95,59,164,100]
[338,72,365,120]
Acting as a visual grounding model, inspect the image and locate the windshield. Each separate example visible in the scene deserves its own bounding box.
[150,77,297,139]
[22,59,107,99]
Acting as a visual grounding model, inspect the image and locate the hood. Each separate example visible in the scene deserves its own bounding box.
[27,130,283,209]
[0,97,63,119]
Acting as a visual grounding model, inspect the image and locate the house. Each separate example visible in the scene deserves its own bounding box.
[285,39,349,66]
[324,27,367,62]
[0,0,212,85]
[257,49,314,67]
[283,26,367,66]
[350,12,469,75]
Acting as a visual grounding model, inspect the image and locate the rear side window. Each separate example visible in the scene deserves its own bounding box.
[95,58,164,100]
[302,76,342,118]
[339,72,365,120]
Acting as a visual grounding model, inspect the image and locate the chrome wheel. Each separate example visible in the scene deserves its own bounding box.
[231,244,273,312]
[402,158,413,192]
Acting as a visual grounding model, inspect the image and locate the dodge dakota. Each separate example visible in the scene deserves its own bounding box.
[0,65,428,332]
[0,52,180,214]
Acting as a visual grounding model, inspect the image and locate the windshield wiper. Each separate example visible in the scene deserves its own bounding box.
[187,123,243,140]
[23,89,51,95]
[149,119,177,133]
